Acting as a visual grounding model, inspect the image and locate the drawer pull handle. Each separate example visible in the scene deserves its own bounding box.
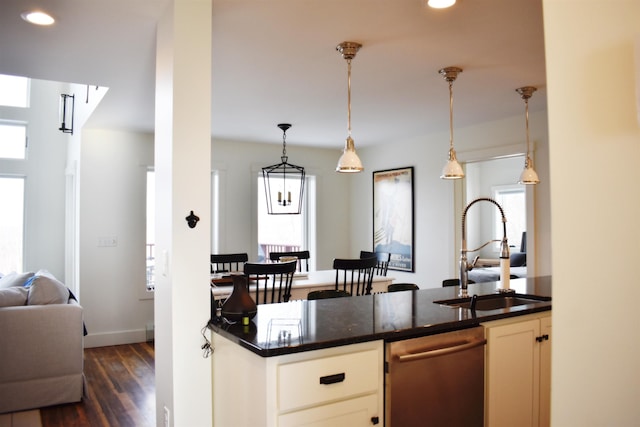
[319,372,345,385]
[536,334,549,342]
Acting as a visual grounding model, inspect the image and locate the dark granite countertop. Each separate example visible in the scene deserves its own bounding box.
[209,276,551,357]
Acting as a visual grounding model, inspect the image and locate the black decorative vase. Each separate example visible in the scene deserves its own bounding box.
[221,275,257,321]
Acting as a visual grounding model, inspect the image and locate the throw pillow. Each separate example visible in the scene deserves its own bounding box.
[33,269,57,280]
[27,275,69,305]
[0,271,35,289]
[0,287,29,307]
[22,269,57,288]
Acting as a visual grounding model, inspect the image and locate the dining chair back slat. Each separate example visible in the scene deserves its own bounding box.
[268,250,310,272]
[359,250,391,277]
[211,253,248,274]
[333,257,377,296]
[244,261,297,304]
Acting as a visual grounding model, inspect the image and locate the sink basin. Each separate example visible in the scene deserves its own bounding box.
[434,293,551,311]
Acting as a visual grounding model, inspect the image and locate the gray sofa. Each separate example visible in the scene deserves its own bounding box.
[0,271,84,413]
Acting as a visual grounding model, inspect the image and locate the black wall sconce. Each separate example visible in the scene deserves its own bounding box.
[59,93,75,134]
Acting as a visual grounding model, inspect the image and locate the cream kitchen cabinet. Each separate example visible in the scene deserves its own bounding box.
[212,334,384,427]
[483,312,551,427]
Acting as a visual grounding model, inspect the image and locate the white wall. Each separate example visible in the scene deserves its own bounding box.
[543,1,640,425]
[65,84,108,297]
[353,111,551,287]
[80,129,154,347]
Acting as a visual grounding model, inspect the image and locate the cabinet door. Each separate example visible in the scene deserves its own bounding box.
[485,318,540,427]
[278,394,379,427]
[539,316,552,427]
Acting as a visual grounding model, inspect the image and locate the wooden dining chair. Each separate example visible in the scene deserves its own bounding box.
[442,278,475,287]
[307,289,351,300]
[360,250,391,277]
[211,253,248,274]
[333,257,377,296]
[244,261,297,304]
[268,250,310,272]
[387,283,419,292]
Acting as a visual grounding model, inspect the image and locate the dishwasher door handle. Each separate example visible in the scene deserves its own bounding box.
[397,338,487,363]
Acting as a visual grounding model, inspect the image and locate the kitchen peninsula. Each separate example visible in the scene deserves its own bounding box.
[210,276,552,426]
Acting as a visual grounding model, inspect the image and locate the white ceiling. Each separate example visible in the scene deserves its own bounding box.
[0,0,546,148]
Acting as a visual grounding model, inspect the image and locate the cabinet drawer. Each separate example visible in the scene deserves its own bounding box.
[278,394,379,427]
[278,349,379,412]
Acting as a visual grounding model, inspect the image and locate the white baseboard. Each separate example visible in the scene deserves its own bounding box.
[83,328,148,348]
[0,409,42,426]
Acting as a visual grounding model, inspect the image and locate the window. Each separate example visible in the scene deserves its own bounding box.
[0,74,29,108]
[257,175,315,269]
[146,170,155,291]
[211,171,220,254]
[0,122,27,159]
[493,185,526,251]
[0,177,25,272]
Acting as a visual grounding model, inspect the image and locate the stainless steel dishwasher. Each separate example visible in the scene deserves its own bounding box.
[385,326,486,426]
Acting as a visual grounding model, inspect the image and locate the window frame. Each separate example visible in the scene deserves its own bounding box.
[0,121,28,160]
[0,175,26,273]
[256,174,316,271]
[0,74,30,108]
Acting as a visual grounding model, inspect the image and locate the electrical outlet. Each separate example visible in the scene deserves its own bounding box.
[163,406,170,427]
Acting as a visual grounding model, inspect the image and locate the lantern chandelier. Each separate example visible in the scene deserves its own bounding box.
[516,86,540,185]
[335,41,364,173]
[262,123,306,215]
[438,66,464,180]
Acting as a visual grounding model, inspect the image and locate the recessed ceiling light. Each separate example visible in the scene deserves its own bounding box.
[21,11,55,26]
[426,0,456,8]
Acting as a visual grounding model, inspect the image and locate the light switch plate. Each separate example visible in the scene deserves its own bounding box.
[97,236,117,247]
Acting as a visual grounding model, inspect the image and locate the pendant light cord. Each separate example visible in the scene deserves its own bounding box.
[449,80,454,150]
[281,128,287,159]
[524,97,530,157]
[347,58,352,138]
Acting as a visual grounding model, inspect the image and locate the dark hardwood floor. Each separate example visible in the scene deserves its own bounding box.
[40,342,155,427]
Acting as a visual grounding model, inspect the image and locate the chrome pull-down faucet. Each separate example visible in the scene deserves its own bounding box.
[459,197,510,297]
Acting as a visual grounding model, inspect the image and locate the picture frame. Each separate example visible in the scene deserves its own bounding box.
[372,167,414,272]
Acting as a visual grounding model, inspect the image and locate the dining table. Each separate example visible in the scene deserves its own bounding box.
[210,269,395,304]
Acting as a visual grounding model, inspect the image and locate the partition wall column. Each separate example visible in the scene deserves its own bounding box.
[154,1,212,426]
